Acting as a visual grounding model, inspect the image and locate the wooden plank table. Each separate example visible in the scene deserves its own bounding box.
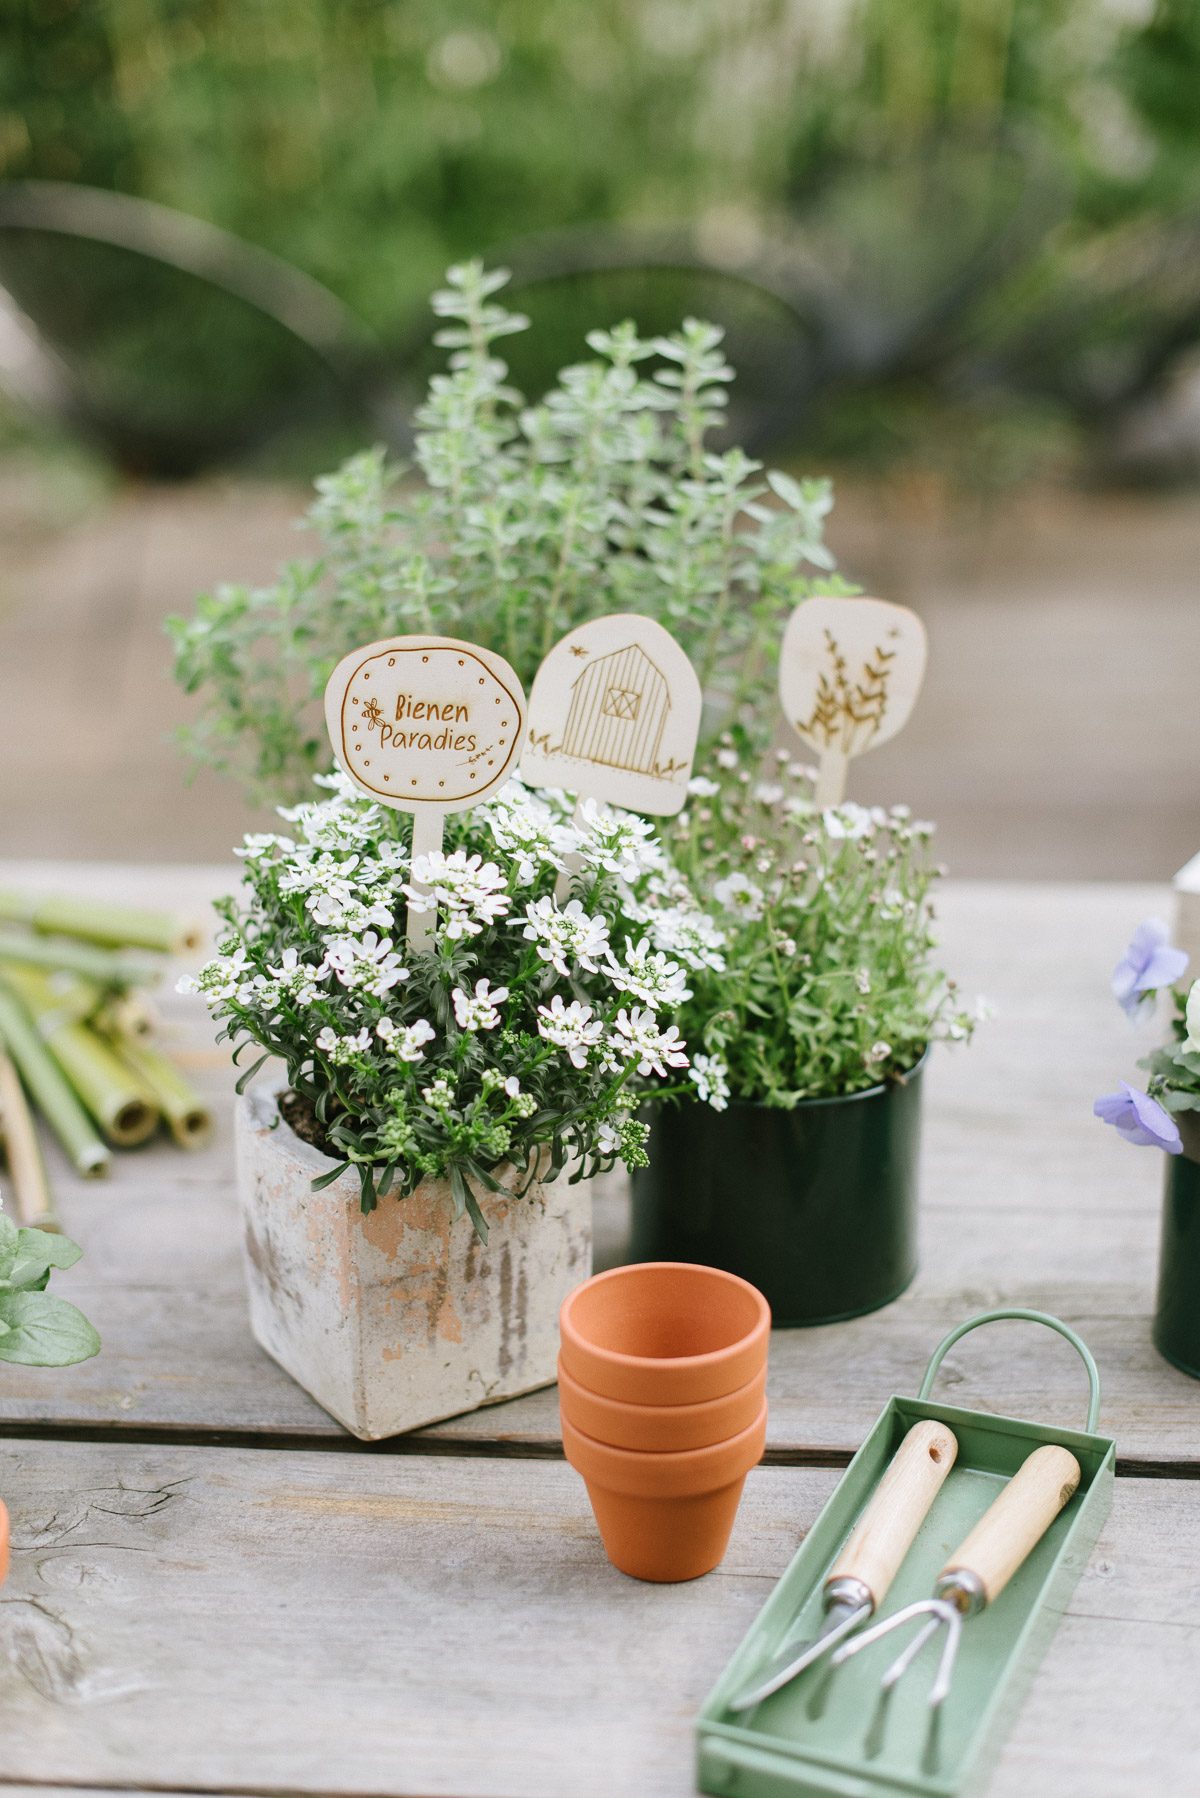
[2,864,1198,1796]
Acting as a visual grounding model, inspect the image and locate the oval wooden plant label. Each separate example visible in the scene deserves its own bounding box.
[520,614,701,817]
[324,635,526,948]
[779,596,928,806]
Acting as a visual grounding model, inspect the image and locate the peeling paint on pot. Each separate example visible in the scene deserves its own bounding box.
[235,1087,593,1439]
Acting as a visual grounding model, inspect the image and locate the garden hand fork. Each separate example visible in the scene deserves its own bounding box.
[831,1442,1081,1712]
[729,1419,958,1709]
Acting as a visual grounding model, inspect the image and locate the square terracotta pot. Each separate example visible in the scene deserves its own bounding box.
[235,1087,593,1439]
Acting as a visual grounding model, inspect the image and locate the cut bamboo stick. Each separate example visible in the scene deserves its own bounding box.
[0,984,109,1177]
[98,991,159,1039]
[1,967,160,1149]
[0,930,158,989]
[0,892,202,956]
[0,1046,58,1229]
[110,1034,213,1150]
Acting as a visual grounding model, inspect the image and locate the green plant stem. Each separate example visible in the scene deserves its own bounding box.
[0,984,110,1177]
[0,892,201,956]
[1,967,160,1148]
[0,1045,58,1229]
[0,930,158,988]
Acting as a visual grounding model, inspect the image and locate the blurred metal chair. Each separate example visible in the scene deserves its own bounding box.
[0,181,382,476]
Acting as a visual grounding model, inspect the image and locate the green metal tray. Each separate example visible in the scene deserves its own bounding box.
[697,1309,1115,1798]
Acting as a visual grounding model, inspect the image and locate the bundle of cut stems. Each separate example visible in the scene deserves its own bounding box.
[0,984,109,1177]
[109,1033,213,1149]
[0,891,214,1212]
[1,966,159,1148]
[0,1046,57,1229]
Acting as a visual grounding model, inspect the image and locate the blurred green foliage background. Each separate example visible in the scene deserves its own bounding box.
[2,0,1199,483]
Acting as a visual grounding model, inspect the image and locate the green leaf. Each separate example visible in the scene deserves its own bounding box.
[0,1290,100,1366]
[0,1212,17,1280]
[9,1228,83,1291]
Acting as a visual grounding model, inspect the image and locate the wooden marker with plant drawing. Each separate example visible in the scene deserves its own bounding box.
[780,596,928,805]
[323,635,527,950]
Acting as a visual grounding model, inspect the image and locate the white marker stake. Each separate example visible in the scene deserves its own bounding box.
[779,596,928,807]
[520,614,702,899]
[324,635,527,951]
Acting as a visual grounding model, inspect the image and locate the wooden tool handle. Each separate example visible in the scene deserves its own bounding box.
[942,1444,1081,1606]
[829,1420,959,1604]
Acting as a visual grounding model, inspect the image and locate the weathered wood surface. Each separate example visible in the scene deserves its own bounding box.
[2,865,1195,1469]
[0,1440,1196,1798]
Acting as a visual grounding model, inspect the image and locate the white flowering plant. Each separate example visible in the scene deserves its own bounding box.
[661,733,982,1108]
[184,773,724,1238]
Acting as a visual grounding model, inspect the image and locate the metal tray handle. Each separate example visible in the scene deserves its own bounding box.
[917,1308,1101,1434]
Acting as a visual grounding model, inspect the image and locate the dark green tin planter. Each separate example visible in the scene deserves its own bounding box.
[1154,1142,1200,1380]
[631,1057,925,1326]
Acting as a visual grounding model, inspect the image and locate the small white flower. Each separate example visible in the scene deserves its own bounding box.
[318,931,409,999]
[376,1016,436,1062]
[404,850,510,939]
[452,978,508,1032]
[712,872,764,921]
[234,832,295,861]
[687,775,720,798]
[715,747,739,770]
[1184,980,1200,1055]
[824,803,874,841]
[689,1052,731,1111]
[574,799,664,881]
[604,938,692,1009]
[855,968,872,995]
[537,995,604,1069]
[647,905,727,973]
[753,782,784,807]
[608,1007,689,1078]
[866,1040,892,1064]
[521,897,611,978]
[315,1025,371,1066]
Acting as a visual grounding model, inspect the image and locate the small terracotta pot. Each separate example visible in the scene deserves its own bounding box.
[559,1261,770,1406]
[562,1404,767,1581]
[557,1356,767,1452]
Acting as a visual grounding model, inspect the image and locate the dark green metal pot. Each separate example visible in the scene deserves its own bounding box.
[1154,1140,1200,1381]
[630,1058,925,1326]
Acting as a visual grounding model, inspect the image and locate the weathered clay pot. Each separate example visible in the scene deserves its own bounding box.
[235,1087,593,1440]
[557,1357,767,1452]
[561,1405,767,1581]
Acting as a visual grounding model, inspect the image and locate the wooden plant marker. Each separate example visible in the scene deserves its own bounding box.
[519,615,701,896]
[779,596,927,806]
[324,635,526,951]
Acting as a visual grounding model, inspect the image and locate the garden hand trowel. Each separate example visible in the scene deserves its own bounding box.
[729,1419,958,1710]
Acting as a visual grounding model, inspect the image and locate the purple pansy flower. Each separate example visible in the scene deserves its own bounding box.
[1111,918,1188,1021]
[1093,1081,1183,1153]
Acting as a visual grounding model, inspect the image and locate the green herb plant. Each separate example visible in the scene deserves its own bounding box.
[666,733,982,1108]
[169,263,843,804]
[0,1209,100,1367]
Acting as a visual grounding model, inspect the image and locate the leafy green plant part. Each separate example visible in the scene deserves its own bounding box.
[180,770,724,1234]
[168,263,846,804]
[0,1210,100,1366]
[662,731,983,1107]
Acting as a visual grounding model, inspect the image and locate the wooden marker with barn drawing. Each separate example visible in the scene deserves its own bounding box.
[522,614,701,820]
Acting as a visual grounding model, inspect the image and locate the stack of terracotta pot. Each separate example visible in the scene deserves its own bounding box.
[559,1261,770,1582]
